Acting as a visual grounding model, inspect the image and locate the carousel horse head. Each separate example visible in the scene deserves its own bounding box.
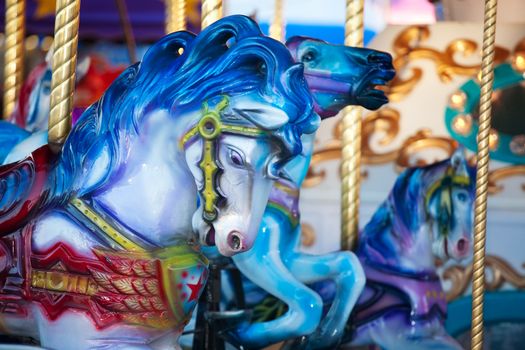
[425,150,476,261]
[359,149,476,273]
[9,51,122,131]
[46,15,318,257]
[286,36,395,118]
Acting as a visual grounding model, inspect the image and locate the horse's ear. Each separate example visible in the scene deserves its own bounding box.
[451,147,466,166]
[451,146,472,179]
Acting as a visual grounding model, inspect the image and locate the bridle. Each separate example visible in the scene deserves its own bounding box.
[424,166,471,236]
[180,96,269,222]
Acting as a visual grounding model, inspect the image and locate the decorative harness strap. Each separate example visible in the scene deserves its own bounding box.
[180,96,268,222]
[424,166,471,236]
[25,197,209,330]
[70,198,147,252]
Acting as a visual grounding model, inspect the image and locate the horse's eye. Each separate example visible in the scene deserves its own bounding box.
[301,50,316,63]
[228,149,245,167]
[456,191,468,202]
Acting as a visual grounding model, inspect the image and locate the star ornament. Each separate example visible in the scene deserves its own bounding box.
[186,273,205,302]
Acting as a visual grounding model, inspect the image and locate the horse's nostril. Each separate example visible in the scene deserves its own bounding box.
[367,52,391,65]
[228,231,243,251]
[457,238,467,253]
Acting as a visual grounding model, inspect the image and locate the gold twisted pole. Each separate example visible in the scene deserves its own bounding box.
[166,0,186,34]
[471,1,498,349]
[3,0,26,118]
[201,0,222,30]
[269,0,285,42]
[341,0,364,251]
[48,0,81,152]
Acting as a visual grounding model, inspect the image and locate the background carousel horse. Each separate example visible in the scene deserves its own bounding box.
[0,15,319,350]
[8,51,123,132]
[210,37,395,350]
[342,150,476,350]
[237,150,475,350]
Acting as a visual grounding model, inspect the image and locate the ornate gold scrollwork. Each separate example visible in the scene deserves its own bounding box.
[395,129,458,171]
[443,255,525,301]
[304,26,525,192]
[303,109,398,188]
[304,110,458,187]
[488,165,525,194]
[386,26,510,102]
[362,108,401,164]
[300,223,316,247]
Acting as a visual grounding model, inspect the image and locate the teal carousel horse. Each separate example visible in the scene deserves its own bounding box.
[0,16,319,349]
[206,37,396,349]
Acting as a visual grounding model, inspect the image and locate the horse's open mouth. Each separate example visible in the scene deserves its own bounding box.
[363,81,389,99]
[205,225,216,246]
[357,69,395,110]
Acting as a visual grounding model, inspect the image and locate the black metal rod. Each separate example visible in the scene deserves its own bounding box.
[114,0,138,64]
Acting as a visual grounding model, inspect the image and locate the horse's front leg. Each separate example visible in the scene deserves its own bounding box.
[284,249,365,349]
[231,214,323,349]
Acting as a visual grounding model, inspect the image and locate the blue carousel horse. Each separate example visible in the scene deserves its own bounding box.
[218,37,396,349]
[234,150,475,350]
[0,16,319,350]
[343,150,476,350]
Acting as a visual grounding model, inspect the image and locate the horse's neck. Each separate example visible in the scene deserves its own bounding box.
[85,109,198,247]
[280,133,315,186]
[359,202,436,275]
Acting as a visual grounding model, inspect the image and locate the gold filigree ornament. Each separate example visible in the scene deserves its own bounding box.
[443,255,525,302]
[305,110,460,186]
[385,25,510,102]
[487,165,525,194]
[303,108,398,188]
[394,129,458,171]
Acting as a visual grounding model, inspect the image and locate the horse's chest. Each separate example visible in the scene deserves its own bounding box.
[0,211,208,331]
[352,262,447,328]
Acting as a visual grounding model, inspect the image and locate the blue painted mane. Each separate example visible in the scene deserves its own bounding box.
[357,157,476,268]
[46,15,317,205]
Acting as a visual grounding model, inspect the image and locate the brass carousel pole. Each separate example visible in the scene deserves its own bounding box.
[3,0,26,118]
[269,0,284,42]
[471,0,498,349]
[165,0,186,34]
[48,0,81,152]
[341,0,364,251]
[201,0,222,30]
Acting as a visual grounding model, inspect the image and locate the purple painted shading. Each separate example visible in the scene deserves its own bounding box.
[267,179,300,223]
[71,107,85,126]
[356,261,447,321]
